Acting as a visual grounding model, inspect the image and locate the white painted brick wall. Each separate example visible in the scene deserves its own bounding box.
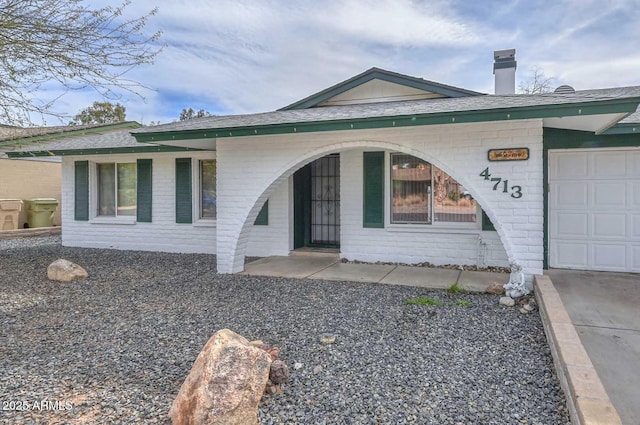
[245,178,290,257]
[61,152,218,254]
[216,119,544,277]
[339,149,509,267]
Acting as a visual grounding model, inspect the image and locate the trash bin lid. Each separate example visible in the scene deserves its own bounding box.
[27,198,59,204]
[0,199,23,210]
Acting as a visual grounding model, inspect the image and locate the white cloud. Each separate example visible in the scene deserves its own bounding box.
[19,0,640,125]
[315,0,481,47]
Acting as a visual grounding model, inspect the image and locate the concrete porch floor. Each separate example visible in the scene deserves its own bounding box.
[242,255,507,292]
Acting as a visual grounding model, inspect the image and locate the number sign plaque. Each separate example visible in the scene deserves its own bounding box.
[488,148,529,161]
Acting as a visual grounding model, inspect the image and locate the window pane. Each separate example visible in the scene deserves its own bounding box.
[97,163,115,216]
[200,160,216,219]
[433,168,476,223]
[391,154,431,223]
[117,163,137,216]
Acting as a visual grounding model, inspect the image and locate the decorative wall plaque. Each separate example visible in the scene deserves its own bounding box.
[487,148,529,161]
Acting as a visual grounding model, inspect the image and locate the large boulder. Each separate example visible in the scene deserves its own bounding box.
[47,259,88,282]
[169,329,272,425]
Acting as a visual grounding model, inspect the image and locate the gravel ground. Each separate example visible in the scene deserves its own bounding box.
[1,236,570,425]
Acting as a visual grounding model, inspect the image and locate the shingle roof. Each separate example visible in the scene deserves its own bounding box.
[6,130,157,154]
[133,87,640,135]
[619,107,640,124]
[0,121,140,143]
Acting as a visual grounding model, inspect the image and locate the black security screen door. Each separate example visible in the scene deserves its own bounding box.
[310,154,340,246]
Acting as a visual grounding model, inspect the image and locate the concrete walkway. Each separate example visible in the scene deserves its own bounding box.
[546,269,640,425]
[243,255,507,292]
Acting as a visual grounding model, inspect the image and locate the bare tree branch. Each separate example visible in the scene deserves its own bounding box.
[518,66,555,94]
[0,0,162,125]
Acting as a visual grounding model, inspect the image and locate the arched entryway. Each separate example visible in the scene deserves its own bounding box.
[215,138,525,276]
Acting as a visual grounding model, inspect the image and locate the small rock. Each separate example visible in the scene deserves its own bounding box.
[47,259,88,282]
[265,384,277,395]
[486,282,505,295]
[313,365,323,374]
[528,299,538,310]
[293,362,303,370]
[499,296,515,307]
[266,347,280,361]
[320,334,336,344]
[519,307,529,314]
[269,360,289,385]
[523,303,534,312]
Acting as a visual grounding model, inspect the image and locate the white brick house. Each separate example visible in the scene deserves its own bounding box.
[9,63,640,280]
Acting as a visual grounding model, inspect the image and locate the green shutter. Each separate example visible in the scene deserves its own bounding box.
[74,160,89,221]
[363,152,385,228]
[175,158,192,223]
[482,210,496,231]
[254,200,269,225]
[136,159,152,222]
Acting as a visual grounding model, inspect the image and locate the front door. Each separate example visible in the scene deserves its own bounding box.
[293,154,340,248]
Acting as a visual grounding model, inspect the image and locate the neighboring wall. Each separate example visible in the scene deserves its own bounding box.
[0,158,62,227]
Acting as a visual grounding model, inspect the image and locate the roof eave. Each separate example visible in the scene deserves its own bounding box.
[7,145,206,158]
[132,97,640,144]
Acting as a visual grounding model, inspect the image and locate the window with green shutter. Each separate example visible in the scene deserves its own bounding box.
[482,210,496,231]
[363,152,385,228]
[137,159,152,222]
[175,158,193,223]
[74,160,89,221]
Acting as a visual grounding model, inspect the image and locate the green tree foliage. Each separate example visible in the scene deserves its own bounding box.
[179,108,211,121]
[0,0,162,125]
[70,102,126,125]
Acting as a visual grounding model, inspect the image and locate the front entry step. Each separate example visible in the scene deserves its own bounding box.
[290,247,340,258]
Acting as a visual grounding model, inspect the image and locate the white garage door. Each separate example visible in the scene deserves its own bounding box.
[549,149,640,272]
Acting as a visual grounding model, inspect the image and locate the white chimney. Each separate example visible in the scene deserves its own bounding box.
[493,49,517,94]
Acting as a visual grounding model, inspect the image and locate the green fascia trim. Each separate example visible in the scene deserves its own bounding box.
[7,145,206,158]
[542,136,550,270]
[279,68,482,111]
[601,122,640,135]
[544,127,640,149]
[133,98,640,144]
[542,127,640,269]
[0,121,141,147]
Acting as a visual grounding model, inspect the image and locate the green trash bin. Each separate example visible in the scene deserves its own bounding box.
[25,198,59,228]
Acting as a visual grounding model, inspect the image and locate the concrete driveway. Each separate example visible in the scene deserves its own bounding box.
[546,269,640,425]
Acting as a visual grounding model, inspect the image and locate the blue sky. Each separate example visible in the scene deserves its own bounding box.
[43,0,640,125]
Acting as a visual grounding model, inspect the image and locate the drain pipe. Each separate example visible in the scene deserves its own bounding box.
[477,235,487,268]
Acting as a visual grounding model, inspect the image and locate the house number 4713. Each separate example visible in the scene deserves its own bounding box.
[479,168,522,199]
